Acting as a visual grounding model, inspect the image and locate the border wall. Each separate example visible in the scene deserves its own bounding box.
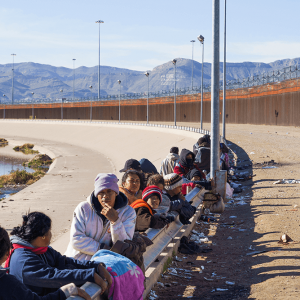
[1,78,300,126]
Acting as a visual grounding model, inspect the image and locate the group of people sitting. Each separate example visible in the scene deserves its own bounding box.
[0,135,229,300]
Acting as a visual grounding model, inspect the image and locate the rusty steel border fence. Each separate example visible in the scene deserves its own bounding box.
[1,65,300,105]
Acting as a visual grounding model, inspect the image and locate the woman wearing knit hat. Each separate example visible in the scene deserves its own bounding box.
[163,173,197,225]
[65,173,136,262]
[130,186,174,232]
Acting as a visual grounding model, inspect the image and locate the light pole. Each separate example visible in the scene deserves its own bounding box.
[89,85,93,121]
[197,35,204,130]
[31,92,34,119]
[190,40,195,90]
[95,20,104,100]
[11,54,16,105]
[145,72,149,124]
[211,0,221,178]
[60,89,63,120]
[2,94,6,119]
[222,0,227,140]
[172,59,177,126]
[118,80,121,123]
[72,59,76,101]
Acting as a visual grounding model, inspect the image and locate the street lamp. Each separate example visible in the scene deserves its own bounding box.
[117,80,121,123]
[11,54,16,105]
[95,20,104,100]
[172,59,177,126]
[31,92,34,119]
[2,94,6,119]
[197,35,204,130]
[72,59,76,101]
[222,0,227,140]
[145,72,150,124]
[190,40,195,90]
[60,89,63,120]
[89,85,93,121]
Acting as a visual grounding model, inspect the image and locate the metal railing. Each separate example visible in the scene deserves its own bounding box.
[2,64,299,105]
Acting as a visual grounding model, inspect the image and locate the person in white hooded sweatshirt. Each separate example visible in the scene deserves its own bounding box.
[160,147,180,177]
[65,173,136,262]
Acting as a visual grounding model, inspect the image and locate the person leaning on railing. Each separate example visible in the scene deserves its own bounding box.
[5,213,111,298]
[65,173,136,262]
[0,226,93,300]
[130,186,174,232]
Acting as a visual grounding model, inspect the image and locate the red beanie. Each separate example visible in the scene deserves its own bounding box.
[142,185,162,203]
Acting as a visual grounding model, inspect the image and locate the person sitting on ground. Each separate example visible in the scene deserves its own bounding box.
[173,148,205,180]
[0,226,93,300]
[220,143,230,171]
[163,173,197,224]
[6,213,111,297]
[119,159,142,173]
[130,186,174,232]
[139,158,158,187]
[65,173,136,261]
[160,147,179,176]
[119,170,143,205]
[193,135,211,173]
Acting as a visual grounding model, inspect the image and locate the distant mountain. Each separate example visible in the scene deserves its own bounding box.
[1,57,299,102]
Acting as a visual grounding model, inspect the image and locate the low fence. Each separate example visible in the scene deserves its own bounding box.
[68,187,205,300]
[1,77,300,126]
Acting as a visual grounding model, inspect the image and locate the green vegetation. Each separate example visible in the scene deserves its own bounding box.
[162,256,173,273]
[0,169,46,186]
[23,154,53,169]
[13,143,39,154]
[0,138,8,147]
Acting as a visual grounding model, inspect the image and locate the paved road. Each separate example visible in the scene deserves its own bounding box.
[0,120,201,252]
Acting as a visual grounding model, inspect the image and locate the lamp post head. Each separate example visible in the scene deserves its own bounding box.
[60,89,63,92]
[95,20,104,23]
[31,92,34,95]
[197,35,204,43]
[117,80,121,84]
[145,72,149,77]
[190,40,195,43]
[172,59,177,65]
[11,53,16,56]
[89,85,93,89]
[73,58,76,61]
[3,94,5,97]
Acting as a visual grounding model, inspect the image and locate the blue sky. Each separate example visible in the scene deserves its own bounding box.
[1,0,299,71]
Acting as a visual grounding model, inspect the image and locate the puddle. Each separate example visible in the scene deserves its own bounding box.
[0,156,35,199]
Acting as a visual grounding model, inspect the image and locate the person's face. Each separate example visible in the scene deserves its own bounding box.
[172,185,182,195]
[186,154,193,160]
[191,176,201,182]
[97,189,117,207]
[147,195,160,209]
[31,228,52,248]
[123,174,140,193]
[157,183,164,191]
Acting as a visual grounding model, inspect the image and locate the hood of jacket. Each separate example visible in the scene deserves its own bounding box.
[10,235,34,247]
[88,190,128,222]
[139,158,157,174]
[166,153,179,161]
[179,148,195,168]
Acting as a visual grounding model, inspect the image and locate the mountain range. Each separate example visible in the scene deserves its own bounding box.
[0,57,299,102]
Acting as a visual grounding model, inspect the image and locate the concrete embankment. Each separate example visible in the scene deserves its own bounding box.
[0,120,201,252]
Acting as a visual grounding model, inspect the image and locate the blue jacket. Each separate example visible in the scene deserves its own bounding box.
[0,267,66,300]
[8,236,99,296]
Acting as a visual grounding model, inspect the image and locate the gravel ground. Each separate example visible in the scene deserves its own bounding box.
[147,124,300,300]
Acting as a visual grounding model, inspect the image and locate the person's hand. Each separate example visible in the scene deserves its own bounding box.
[97,264,112,290]
[101,203,119,223]
[178,193,186,201]
[94,272,108,295]
[59,283,91,300]
[77,288,92,300]
[166,215,175,223]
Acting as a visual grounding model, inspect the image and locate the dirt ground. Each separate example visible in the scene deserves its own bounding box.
[147,124,300,300]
